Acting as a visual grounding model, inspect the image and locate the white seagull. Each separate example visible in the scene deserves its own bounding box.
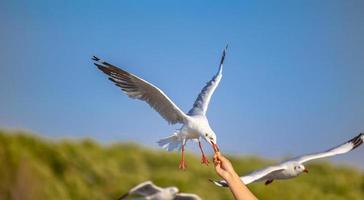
[212,133,364,186]
[119,181,202,200]
[93,46,227,169]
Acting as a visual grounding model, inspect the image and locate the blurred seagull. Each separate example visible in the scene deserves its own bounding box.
[93,46,227,169]
[119,181,202,200]
[211,133,364,186]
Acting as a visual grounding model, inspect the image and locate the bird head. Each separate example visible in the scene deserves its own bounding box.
[203,131,218,152]
[294,164,308,174]
[167,187,179,194]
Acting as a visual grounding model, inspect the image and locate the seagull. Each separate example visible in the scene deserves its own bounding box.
[93,46,227,169]
[211,133,364,186]
[119,181,202,200]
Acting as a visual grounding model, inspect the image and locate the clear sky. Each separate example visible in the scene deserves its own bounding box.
[1,1,363,168]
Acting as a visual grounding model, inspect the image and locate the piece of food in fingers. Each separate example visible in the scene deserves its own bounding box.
[211,141,220,154]
[213,152,221,165]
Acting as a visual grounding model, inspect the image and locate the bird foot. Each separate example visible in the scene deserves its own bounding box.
[179,160,187,170]
[201,154,210,165]
[201,154,209,165]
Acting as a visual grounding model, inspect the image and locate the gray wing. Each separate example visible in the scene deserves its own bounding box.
[174,193,202,200]
[293,133,364,164]
[188,46,227,116]
[211,165,286,187]
[119,181,163,200]
[93,56,188,124]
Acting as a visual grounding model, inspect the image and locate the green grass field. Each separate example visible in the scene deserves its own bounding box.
[0,130,363,200]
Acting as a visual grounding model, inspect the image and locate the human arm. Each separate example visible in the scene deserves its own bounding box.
[213,153,258,200]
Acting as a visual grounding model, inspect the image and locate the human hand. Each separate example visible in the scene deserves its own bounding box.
[213,153,239,182]
[213,153,258,200]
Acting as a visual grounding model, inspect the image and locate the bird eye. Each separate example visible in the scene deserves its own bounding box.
[205,133,208,136]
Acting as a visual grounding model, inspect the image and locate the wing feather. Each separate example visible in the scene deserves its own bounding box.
[211,165,286,187]
[188,46,227,116]
[119,181,163,200]
[294,133,364,164]
[130,181,162,195]
[93,56,188,124]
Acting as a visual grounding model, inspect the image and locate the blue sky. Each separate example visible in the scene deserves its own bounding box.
[1,1,364,168]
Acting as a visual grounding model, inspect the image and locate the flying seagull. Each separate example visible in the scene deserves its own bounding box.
[93,46,227,169]
[211,133,364,186]
[119,181,202,200]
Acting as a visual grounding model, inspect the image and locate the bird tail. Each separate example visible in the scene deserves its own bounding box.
[157,133,181,151]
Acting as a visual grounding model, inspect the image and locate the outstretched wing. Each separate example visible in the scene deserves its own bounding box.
[240,165,286,185]
[93,56,188,124]
[211,165,286,187]
[293,133,364,164]
[188,46,227,116]
[174,193,202,200]
[119,181,162,200]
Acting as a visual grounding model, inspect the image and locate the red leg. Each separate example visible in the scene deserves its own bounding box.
[198,141,209,165]
[179,144,187,170]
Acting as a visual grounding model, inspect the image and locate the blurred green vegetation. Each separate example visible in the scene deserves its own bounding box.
[0,130,363,200]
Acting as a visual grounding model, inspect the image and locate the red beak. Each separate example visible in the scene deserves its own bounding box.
[211,141,220,153]
[303,169,309,173]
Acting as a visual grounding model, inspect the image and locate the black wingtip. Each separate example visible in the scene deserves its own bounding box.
[92,56,100,61]
[92,56,113,68]
[348,133,364,150]
[102,61,113,67]
[220,45,227,66]
[94,63,105,70]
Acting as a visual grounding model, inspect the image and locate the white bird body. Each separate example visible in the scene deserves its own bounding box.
[93,46,227,168]
[183,115,213,140]
[212,133,364,186]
